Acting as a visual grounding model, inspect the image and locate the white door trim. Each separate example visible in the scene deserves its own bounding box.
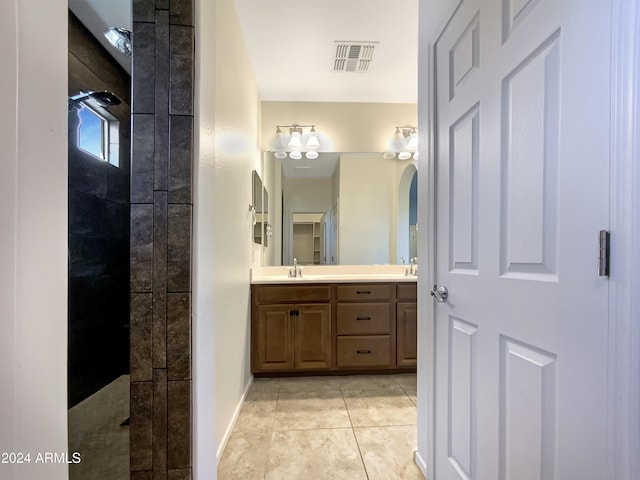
[608,0,640,478]
[415,2,462,479]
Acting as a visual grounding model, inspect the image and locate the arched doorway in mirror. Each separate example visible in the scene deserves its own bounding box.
[397,163,418,264]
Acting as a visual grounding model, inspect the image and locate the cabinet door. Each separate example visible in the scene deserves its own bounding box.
[295,304,332,369]
[396,302,417,367]
[255,304,295,371]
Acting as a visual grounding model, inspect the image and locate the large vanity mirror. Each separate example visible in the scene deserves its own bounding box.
[261,151,418,266]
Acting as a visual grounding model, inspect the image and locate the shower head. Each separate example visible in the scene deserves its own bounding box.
[88,91,121,107]
[69,91,122,109]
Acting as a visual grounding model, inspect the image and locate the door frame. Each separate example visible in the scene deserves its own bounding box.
[608,0,640,477]
[415,1,640,479]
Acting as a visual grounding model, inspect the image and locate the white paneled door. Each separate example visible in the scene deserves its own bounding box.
[432,0,611,479]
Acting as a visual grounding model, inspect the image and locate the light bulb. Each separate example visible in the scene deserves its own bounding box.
[305,151,319,159]
[274,151,287,159]
[288,131,302,149]
[398,151,412,160]
[289,151,302,160]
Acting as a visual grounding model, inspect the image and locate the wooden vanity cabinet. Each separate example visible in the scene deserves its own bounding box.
[335,284,395,368]
[252,286,332,372]
[251,282,417,374]
[396,283,418,367]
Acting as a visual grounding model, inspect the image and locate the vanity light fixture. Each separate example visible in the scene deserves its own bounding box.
[273,124,322,159]
[385,126,418,161]
[276,124,320,150]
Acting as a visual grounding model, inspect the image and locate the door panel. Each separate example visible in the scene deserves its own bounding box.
[447,317,478,479]
[397,302,418,367]
[294,304,331,369]
[432,0,610,478]
[499,32,560,280]
[255,304,294,371]
[499,337,557,480]
[450,104,480,274]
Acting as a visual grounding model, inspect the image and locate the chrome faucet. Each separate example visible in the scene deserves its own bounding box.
[410,257,418,276]
[288,258,302,278]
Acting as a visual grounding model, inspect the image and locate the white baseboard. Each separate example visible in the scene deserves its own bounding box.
[414,449,428,478]
[216,376,254,464]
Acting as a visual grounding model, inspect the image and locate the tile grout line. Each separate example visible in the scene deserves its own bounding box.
[340,385,370,480]
[261,384,281,480]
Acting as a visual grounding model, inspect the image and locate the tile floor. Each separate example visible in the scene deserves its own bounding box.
[67,375,130,480]
[218,374,423,480]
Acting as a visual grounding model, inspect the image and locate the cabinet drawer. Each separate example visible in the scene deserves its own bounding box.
[397,283,417,301]
[337,303,391,335]
[336,284,391,301]
[254,285,331,303]
[337,336,391,368]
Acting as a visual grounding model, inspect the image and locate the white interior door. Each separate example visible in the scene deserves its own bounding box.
[432,0,611,478]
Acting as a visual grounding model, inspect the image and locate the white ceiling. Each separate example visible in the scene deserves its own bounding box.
[233,0,418,103]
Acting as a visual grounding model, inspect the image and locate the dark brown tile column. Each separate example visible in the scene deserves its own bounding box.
[131,1,194,478]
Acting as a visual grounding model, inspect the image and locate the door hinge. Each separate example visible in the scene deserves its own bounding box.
[598,230,610,277]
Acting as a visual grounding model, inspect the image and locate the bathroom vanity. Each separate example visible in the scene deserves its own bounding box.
[251,266,417,375]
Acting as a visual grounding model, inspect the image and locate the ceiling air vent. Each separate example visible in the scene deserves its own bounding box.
[333,41,378,72]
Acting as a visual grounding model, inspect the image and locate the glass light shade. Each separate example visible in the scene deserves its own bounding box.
[306,133,320,149]
[398,151,412,160]
[383,152,396,160]
[413,152,419,160]
[288,131,302,149]
[407,132,419,152]
[393,131,408,151]
[274,151,287,159]
[305,151,319,159]
[289,151,302,160]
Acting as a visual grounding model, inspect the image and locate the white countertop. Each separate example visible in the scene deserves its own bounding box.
[251,265,418,284]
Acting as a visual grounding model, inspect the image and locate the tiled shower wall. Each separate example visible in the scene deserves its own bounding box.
[68,11,131,408]
[130,0,194,478]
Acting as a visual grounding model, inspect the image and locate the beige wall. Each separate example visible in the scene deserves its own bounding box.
[195,0,262,467]
[338,154,397,264]
[212,0,261,457]
[261,101,417,152]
